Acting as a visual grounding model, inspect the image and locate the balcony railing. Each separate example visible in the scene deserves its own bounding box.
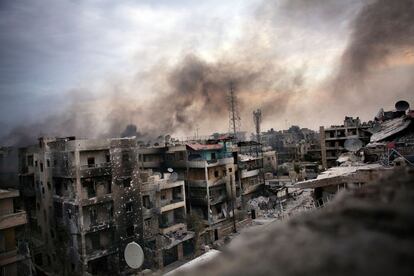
[0,210,27,230]
[80,162,111,170]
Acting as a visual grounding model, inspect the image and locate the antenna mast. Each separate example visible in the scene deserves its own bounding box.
[228,82,241,141]
[253,109,262,143]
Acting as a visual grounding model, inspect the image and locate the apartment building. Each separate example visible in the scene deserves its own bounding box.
[136,140,243,239]
[140,170,194,269]
[320,117,372,168]
[237,142,265,209]
[0,189,32,276]
[18,137,195,275]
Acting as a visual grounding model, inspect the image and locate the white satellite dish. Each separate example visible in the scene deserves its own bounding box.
[154,172,162,179]
[344,138,363,152]
[170,172,178,182]
[167,168,174,173]
[124,242,144,269]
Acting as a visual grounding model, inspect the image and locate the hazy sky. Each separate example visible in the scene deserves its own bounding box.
[1,0,413,144]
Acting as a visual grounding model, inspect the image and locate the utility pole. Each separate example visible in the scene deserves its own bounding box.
[228,82,241,141]
[227,82,240,233]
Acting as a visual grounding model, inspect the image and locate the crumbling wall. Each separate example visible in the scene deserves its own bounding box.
[110,138,144,273]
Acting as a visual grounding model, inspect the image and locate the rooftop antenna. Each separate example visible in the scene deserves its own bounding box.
[195,124,199,140]
[228,81,241,141]
[253,109,262,143]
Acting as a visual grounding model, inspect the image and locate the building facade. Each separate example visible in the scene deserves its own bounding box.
[320,117,372,169]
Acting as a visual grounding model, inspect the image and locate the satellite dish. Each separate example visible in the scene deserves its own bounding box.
[395,100,410,111]
[124,242,144,269]
[344,138,363,152]
[167,168,173,173]
[170,172,178,182]
[154,172,162,179]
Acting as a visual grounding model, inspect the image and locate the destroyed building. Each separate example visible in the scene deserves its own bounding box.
[237,141,265,209]
[365,102,414,165]
[140,170,194,269]
[320,117,372,168]
[165,142,239,240]
[16,136,194,275]
[300,101,414,206]
[260,126,320,164]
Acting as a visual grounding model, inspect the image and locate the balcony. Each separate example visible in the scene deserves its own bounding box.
[0,249,25,266]
[141,160,162,168]
[241,169,260,179]
[83,219,115,233]
[81,194,113,206]
[0,210,27,230]
[160,199,185,213]
[79,163,111,178]
[158,180,185,191]
[85,246,118,262]
[159,222,186,234]
[52,166,76,177]
[187,157,234,168]
[188,178,226,188]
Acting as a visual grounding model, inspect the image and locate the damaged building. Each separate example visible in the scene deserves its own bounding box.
[320,117,372,169]
[299,101,414,205]
[0,189,32,275]
[16,136,194,275]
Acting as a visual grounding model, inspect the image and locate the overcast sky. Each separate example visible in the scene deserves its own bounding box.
[1,0,413,143]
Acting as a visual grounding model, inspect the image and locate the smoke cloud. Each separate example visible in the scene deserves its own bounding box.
[1,0,414,146]
[332,0,414,103]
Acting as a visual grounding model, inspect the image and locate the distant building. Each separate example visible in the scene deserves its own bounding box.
[261,126,319,164]
[262,151,277,173]
[320,117,372,169]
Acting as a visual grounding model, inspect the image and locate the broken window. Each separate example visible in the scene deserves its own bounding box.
[143,195,151,209]
[47,159,50,167]
[123,178,131,188]
[122,152,129,163]
[84,180,96,198]
[214,170,219,178]
[40,163,43,172]
[90,233,100,250]
[28,155,34,166]
[126,224,134,237]
[105,154,110,163]
[87,157,95,168]
[90,208,98,224]
[144,218,152,229]
[228,168,232,173]
[47,181,51,190]
[125,202,133,213]
[211,152,216,160]
[35,160,38,167]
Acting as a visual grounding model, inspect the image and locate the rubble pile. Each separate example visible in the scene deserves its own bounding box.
[247,190,316,219]
[181,169,414,276]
